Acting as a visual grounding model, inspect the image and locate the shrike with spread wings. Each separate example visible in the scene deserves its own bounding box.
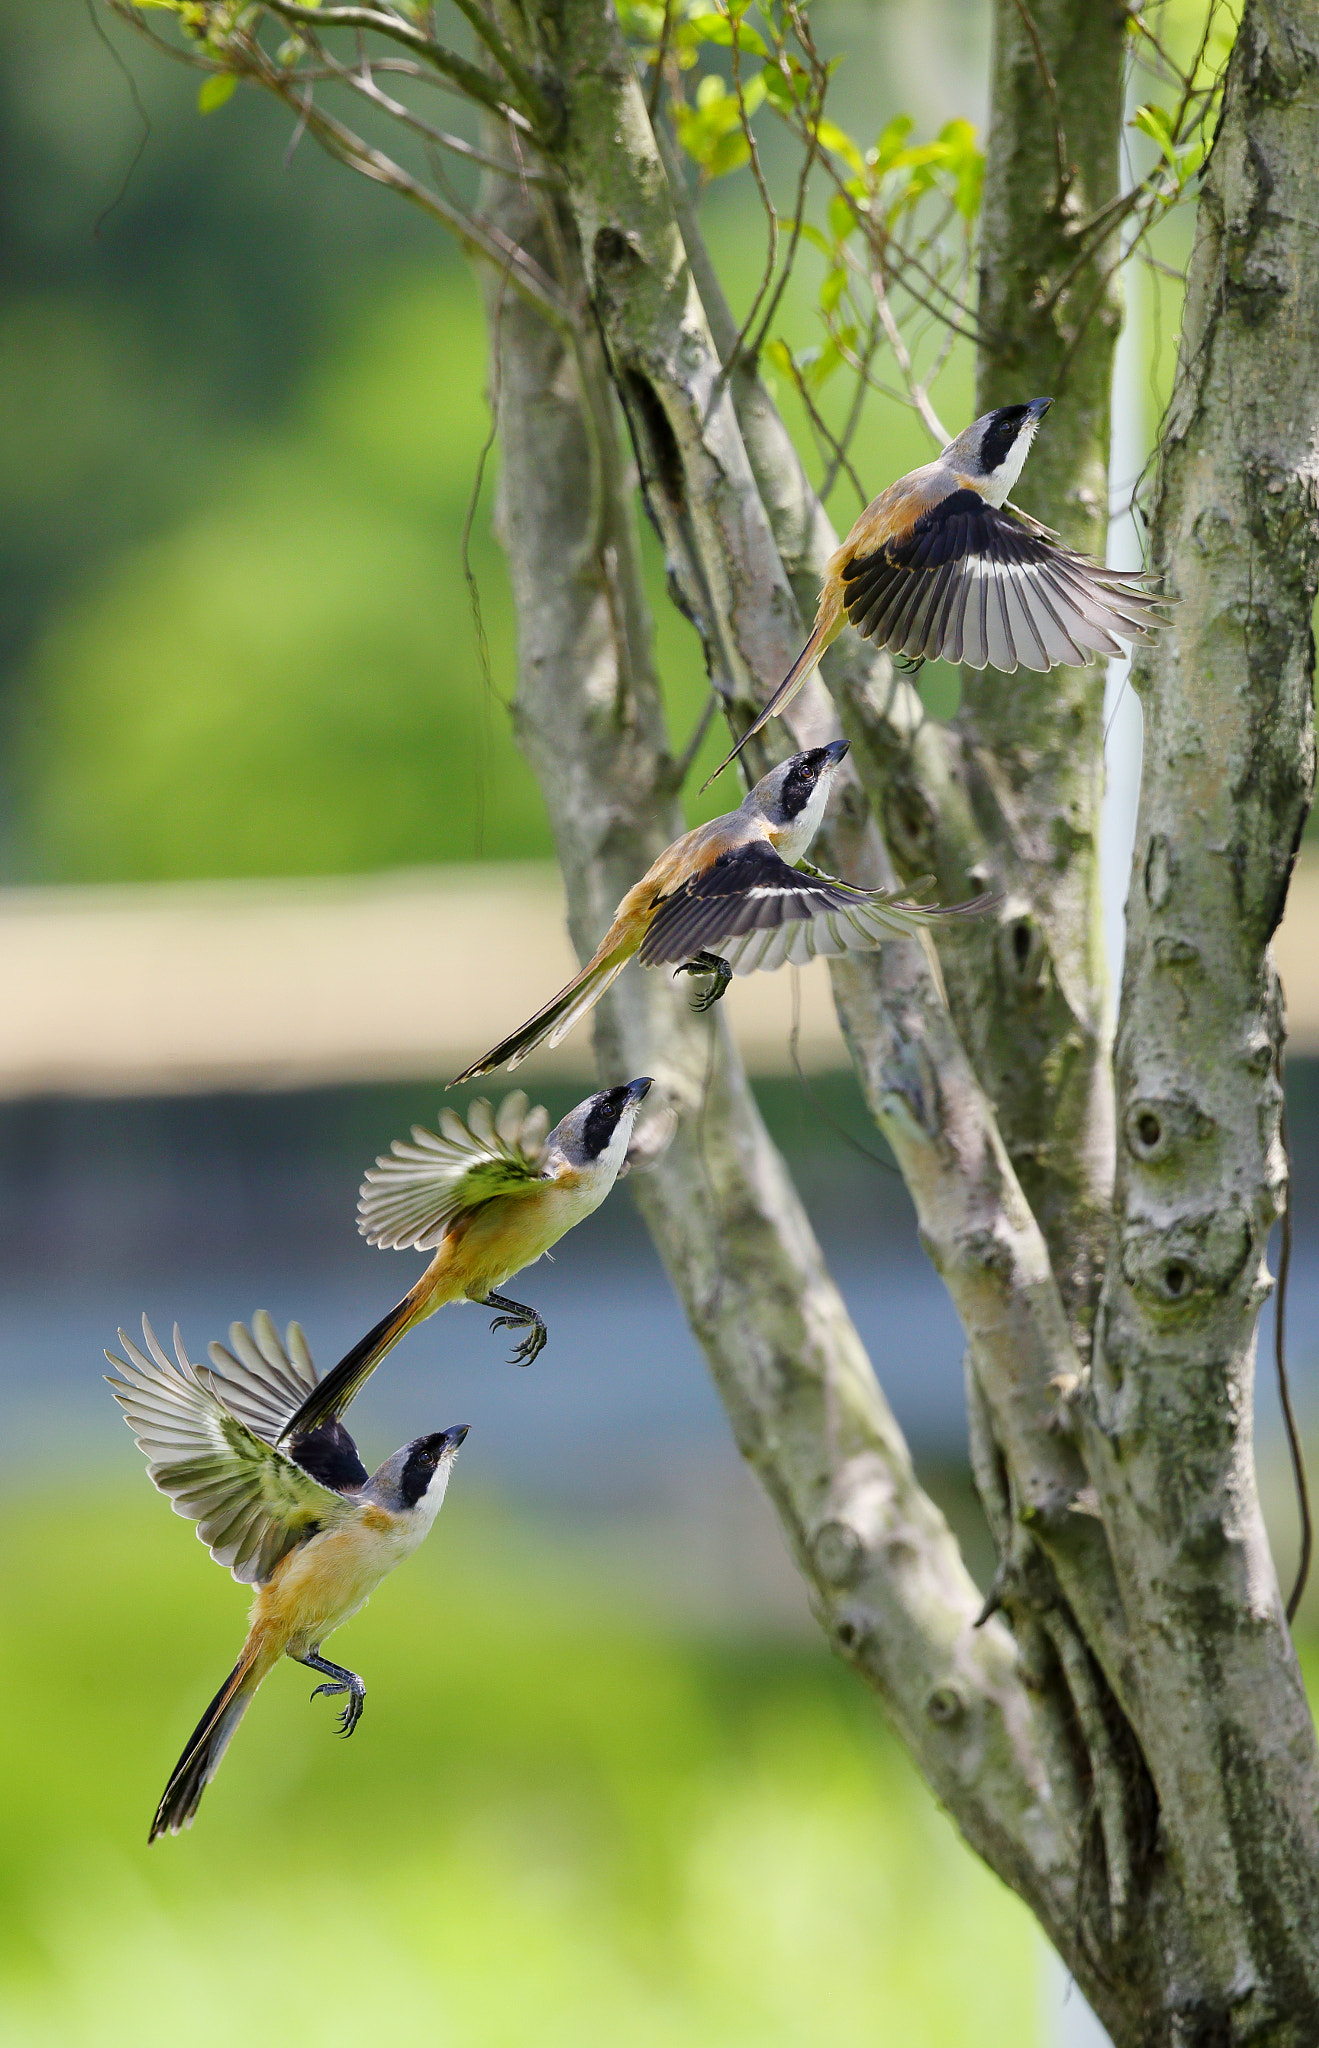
[277,1081,656,1442]
[107,1312,468,1840]
[454,741,986,1082]
[706,398,1163,782]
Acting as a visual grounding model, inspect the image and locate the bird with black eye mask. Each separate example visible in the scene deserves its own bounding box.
[276,1080,658,1440]
[106,1312,468,1840]
[705,397,1164,784]
[451,741,988,1084]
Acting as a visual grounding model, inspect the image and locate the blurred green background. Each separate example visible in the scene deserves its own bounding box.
[0,0,999,884]
[0,1485,1041,2048]
[0,7,1265,2048]
[0,9,1049,2042]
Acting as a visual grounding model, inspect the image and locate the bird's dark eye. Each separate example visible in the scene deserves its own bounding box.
[980,406,1030,473]
[582,1086,628,1159]
[779,755,820,821]
[399,1442,435,1508]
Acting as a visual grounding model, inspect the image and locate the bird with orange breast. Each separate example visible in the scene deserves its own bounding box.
[275,1080,660,1443]
[704,397,1163,784]
[452,739,988,1084]
[107,1311,468,1840]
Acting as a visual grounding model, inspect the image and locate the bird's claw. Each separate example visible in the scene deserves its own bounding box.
[675,953,732,1014]
[488,1313,546,1367]
[311,1679,364,1736]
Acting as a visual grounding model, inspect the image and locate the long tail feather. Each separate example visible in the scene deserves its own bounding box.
[278,1290,425,1441]
[450,950,630,1086]
[700,618,834,792]
[149,1647,264,1842]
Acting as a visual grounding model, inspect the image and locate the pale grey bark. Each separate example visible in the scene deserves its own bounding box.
[475,160,1081,1927]
[479,0,1319,2035]
[476,0,1141,2011]
[1084,3,1319,2029]
[104,0,1319,2033]
[963,0,1126,1340]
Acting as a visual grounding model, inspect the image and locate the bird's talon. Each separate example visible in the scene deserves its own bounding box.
[311,1680,346,1702]
[675,953,732,1014]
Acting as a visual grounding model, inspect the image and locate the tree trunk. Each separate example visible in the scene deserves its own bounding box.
[962,0,1127,1342]
[475,147,1082,1942]
[1085,3,1319,2030]
[93,0,1319,2029]
[480,0,1319,2035]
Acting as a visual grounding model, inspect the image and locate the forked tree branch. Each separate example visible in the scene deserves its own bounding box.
[1085,0,1319,2022]
[475,143,1085,1936]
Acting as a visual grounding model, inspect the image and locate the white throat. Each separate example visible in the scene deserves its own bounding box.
[594,1104,638,1184]
[983,421,1038,508]
[774,769,835,864]
[416,1462,452,1529]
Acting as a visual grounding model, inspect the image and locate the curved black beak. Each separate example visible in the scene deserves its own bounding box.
[824,739,850,766]
[626,1077,654,1103]
[1026,396,1053,421]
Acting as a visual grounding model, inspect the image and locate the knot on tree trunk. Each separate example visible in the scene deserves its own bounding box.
[1118,1202,1253,1309]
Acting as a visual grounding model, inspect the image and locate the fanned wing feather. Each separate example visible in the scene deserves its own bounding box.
[841,492,1163,673]
[107,1319,353,1585]
[358,1089,550,1252]
[202,1310,317,1444]
[637,842,989,974]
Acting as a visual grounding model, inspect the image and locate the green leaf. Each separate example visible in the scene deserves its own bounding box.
[672,72,764,178]
[819,264,847,315]
[815,118,864,176]
[955,151,984,220]
[1132,101,1178,166]
[705,130,751,177]
[827,191,857,241]
[760,54,811,110]
[197,73,237,114]
[804,327,856,390]
[618,0,667,39]
[764,338,795,379]
[938,117,978,157]
[873,113,913,171]
[680,10,768,56]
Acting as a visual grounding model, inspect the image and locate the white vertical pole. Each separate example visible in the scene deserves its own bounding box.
[1100,262,1148,1005]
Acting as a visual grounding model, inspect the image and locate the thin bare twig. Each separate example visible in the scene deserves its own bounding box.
[255,0,544,125]
[1009,0,1070,200]
[871,263,950,446]
[721,3,779,374]
[820,316,878,506]
[671,693,720,786]
[1277,1094,1313,1624]
[245,50,570,327]
[441,0,552,122]
[646,0,675,120]
[313,43,557,183]
[814,149,988,347]
[778,343,868,508]
[744,2,826,361]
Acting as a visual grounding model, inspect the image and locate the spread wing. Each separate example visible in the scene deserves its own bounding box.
[358,1089,551,1252]
[636,842,988,975]
[107,1318,355,1585]
[202,1310,318,1444]
[841,491,1162,673]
